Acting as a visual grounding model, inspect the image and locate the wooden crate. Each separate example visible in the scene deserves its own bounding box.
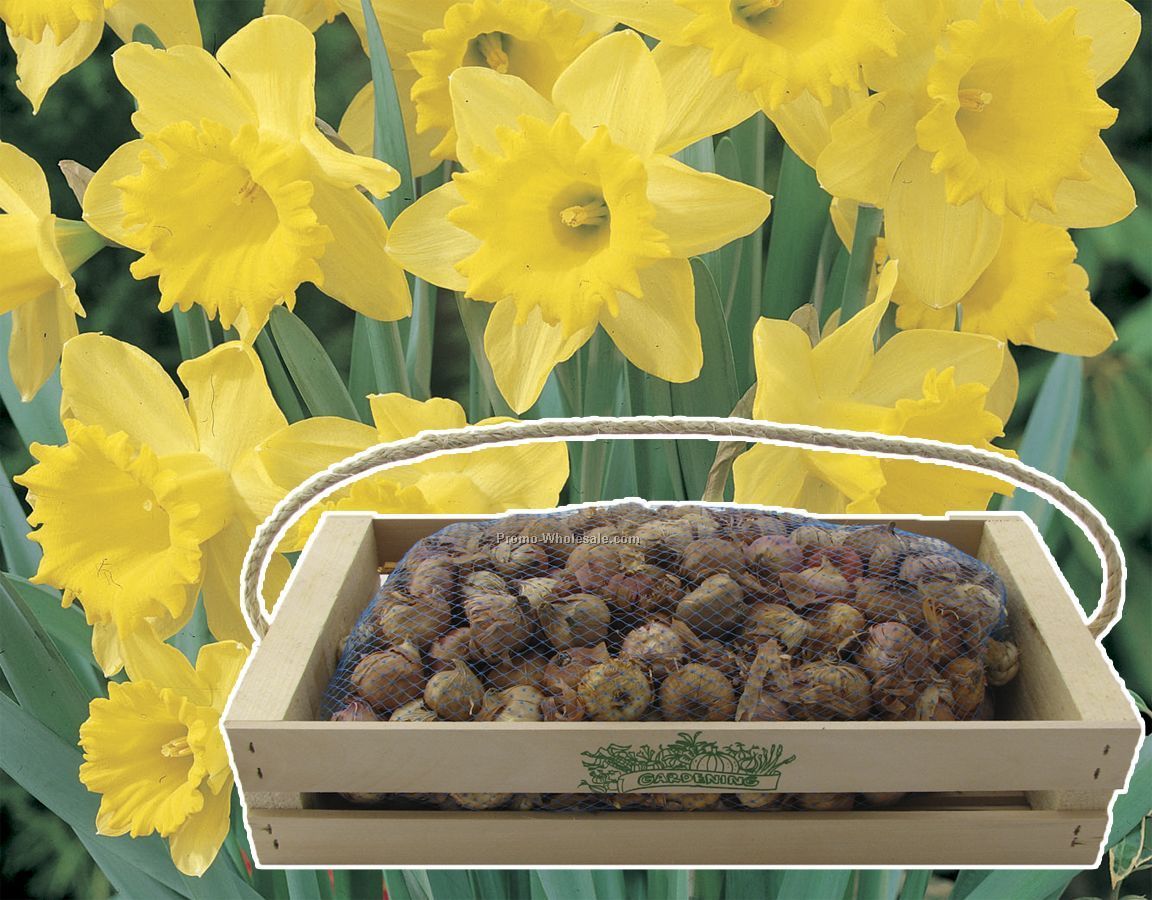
[223,509,1142,867]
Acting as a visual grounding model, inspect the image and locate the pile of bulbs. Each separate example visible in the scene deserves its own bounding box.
[324,504,1020,812]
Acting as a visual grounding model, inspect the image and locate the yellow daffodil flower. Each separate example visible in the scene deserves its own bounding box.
[79,627,246,877]
[17,335,295,674]
[388,30,768,411]
[335,0,614,176]
[0,142,104,399]
[251,392,571,549]
[814,0,1139,309]
[571,0,900,109]
[0,0,200,113]
[732,267,1018,515]
[80,15,411,340]
[891,215,1116,356]
[830,194,1116,357]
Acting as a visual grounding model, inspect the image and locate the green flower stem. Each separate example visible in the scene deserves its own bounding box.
[762,145,833,321]
[172,306,213,361]
[838,204,884,323]
[404,279,435,401]
[574,330,624,502]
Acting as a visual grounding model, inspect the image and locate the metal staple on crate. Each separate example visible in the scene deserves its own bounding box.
[239,416,1125,642]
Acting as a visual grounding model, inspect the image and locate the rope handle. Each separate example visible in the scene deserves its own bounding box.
[240,416,1126,643]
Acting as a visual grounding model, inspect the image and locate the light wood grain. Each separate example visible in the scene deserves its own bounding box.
[227,720,1135,795]
[247,807,1106,867]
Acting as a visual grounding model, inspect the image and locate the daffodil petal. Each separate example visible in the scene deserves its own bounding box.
[301,128,399,197]
[0,141,51,217]
[255,416,377,495]
[563,0,692,39]
[653,43,758,155]
[81,141,146,246]
[368,393,468,440]
[112,44,253,135]
[986,346,1018,424]
[449,68,557,171]
[8,289,77,401]
[177,343,287,471]
[599,258,702,383]
[1031,265,1116,356]
[749,317,819,421]
[120,627,204,698]
[811,301,889,397]
[732,444,808,508]
[216,15,316,138]
[857,331,1006,407]
[551,30,665,156]
[645,156,771,257]
[386,182,476,292]
[338,75,444,178]
[309,179,412,321]
[199,518,288,646]
[817,91,917,206]
[104,0,203,48]
[807,449,887,510]
[265,0,343,31]
[765,88,861,171]
[60,333,197,455]
[7,19,103,114]
[484,301,593,414]
[165,772,232,877]
[427,437,570,510]
[1034,0,1140,86]
[885,150,1004,309]
[1029,137,1135,229]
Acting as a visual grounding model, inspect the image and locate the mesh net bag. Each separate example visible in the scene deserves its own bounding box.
[320,502,1018,812]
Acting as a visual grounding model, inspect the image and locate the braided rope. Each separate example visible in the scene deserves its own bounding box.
[240,416,1125,642]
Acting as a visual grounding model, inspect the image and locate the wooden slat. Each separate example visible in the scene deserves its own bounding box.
[976,516,1142,812]
[247,807,1107,867]
[225,719,1134,795]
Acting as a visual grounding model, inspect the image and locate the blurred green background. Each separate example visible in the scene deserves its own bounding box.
[2,1,1149,897]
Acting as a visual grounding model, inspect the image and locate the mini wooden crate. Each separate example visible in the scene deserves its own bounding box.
[223,509,1142,868]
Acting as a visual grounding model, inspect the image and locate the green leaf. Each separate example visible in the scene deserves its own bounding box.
[761,145,832,322]
[1110,815,1152,888]
[333,871,384,900]
[469,871,512,899]
[673,259,740,499]
[172,307,214,361]
[383,870,422,900]
[268,307,360,420]
[575,330,626,502]
[0,576,92,742]
[777,870,853,900]
[535,871,598,900]
[724,871,774,898]
[286,870,325,900]
[727,113,770,390]
[455,296,514,418]
[854,870,900,900]
[690,870,725,900]
[254,330,306,423]
[960,870,1075,900]
[1109,738,1152,845]
[897,871,930,900]
[0,314,66,448]
[590,870,628,900]
[359,0,415,222]
[0,692,190,896]
[405,277,436,401]
[425,871,476,900]
[837,205,884,322]
[646,870,689,900]
[349,314,412,417]
[627,364,687,501]
[1000,354,1083,531]
[1,457,39,577]
[712,136,745,320]
[74,829,186,900]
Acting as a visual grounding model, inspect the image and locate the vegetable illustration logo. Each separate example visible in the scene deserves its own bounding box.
[579,731,796,793]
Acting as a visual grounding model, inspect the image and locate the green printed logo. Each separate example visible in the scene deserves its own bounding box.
[579,731,797,793]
